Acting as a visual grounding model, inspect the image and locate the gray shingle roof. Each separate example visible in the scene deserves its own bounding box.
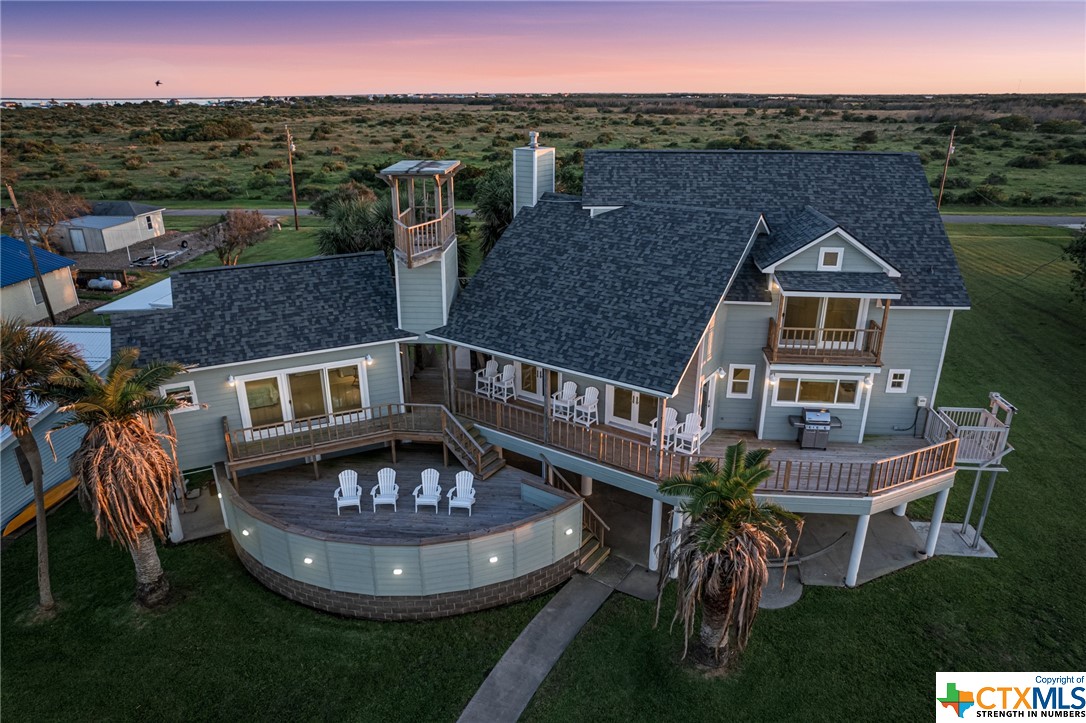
[433,197,762,395]
[752,205,839,268]
[110,254,412,368]
[583,150,969,307]
[774,271,901,296]
[91,201,163,216]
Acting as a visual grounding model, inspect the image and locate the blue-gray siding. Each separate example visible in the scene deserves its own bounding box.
[713,303,770,431]
[168,342,404,471]
[396,253,449,334]
[1,414,84,528]
[775,233,886,273]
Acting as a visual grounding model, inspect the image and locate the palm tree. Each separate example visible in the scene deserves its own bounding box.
[472,165,513,257]
[316,195,395,267]
[0,321,88,614]
[50,348,185,608]
[655,441,802,674]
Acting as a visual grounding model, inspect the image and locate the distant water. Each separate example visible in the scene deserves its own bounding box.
[2,97,262,107]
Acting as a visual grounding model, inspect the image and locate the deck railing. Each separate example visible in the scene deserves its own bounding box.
[765,318,883,363]
[393,208,455,266]
[455,389,960,498]
[542,458,610,549]
[222,403,488,477]
[923,407,1008,464]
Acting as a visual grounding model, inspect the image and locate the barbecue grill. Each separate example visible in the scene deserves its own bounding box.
[787,408,844,450]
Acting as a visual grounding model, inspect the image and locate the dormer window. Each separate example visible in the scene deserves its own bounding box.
[818,247,843,271]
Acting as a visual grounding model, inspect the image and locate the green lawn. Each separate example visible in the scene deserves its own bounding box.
[3,225,1082,721]
[162,215,220,233]
[179,217,324,270]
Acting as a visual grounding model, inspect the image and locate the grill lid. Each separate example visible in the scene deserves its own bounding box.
[803,408,832,425]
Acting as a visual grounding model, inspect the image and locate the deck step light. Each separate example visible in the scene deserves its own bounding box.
[393,568,403,575]
[489,556,498,564]
[241,529,250,536]
[303,557,313,565]
[565,528,574,536]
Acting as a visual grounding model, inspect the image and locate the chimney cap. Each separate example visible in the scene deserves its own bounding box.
[528,131,539,148]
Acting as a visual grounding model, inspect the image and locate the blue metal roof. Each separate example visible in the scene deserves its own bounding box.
[1,235,76,288]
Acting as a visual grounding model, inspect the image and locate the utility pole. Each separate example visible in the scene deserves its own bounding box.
[5,184,57,325]
[285,125,300,231]
[936,126,956,210]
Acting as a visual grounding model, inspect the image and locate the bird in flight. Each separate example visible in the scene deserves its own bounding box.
[155,80,162,86]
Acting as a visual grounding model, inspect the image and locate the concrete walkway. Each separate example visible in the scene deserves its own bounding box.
[458,557,632,723]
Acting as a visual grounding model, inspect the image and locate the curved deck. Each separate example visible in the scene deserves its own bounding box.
[219,447,584,619]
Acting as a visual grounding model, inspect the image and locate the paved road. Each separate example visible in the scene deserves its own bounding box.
[941,214,1084,227]
[163,208,313,217]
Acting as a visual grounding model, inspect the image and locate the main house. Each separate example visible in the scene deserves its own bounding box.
[109,142,987,616]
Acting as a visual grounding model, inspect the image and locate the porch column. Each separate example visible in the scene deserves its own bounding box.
[580,474,593,497]
[845,513,871,588]
[669,508,686,580]
[542,367,552,444]
[168,501,183,544]
[922,487,951,558]
[648,499,663,571]
[893,503,908,517]
[655,396,668,478]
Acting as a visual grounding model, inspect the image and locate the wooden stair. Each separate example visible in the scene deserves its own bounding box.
[451,420,506,479]
[578,531,611,574]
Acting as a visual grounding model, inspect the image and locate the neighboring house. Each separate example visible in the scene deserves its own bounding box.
[0,235,79,322]
[55,201,166,254]
[115,144,987,589]
[1,326,112,536]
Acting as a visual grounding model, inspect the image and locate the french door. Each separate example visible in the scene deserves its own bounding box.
[606,386,656,433]
[781,297,866,349]
[698,376,717,440]
[238,361,369,438]
[515,362,559,403]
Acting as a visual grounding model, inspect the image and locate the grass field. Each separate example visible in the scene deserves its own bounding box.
[2,225,1083,721]
[2,99,1084,216]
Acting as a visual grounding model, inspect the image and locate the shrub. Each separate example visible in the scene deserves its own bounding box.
[855,130,879,144]
[984,173,1008,185]
[992,115,1033,131]
[1060,151,1086,165]
[123,156,144,170]
[1037,119,1083,135]
[1007,154,1049,169]
[232,142,255,157]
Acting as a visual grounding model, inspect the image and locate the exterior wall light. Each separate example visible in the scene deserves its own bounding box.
[489,556,499,564]
[228,375,236,387]
[303,557,313,565]
[565,528,574,536]
[769,374,778,385]
[241,529,250,536]
[863,376,874,388]
[364,354,374,366]
[393,568,403,575]
[715,367,727,379]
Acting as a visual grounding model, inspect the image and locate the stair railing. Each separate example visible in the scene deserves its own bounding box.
[541,454,609,549]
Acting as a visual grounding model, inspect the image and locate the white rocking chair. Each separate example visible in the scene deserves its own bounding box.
[550,381,578,421]
[412,468,442,514]
[491,364,516,402]
[447,471,476,516]
[334,470,362,515]
[574,386,600,428]
[650,408,679,450]
[673,412,703,454]
[475,359,499,397]
[370,467,399,512]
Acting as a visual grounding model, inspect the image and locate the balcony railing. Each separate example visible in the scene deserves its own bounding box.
[765,318,884,364]
[393,208,455,268]
[454,389,959,497]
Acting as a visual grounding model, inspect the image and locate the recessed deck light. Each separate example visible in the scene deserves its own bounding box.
[489,556,498,564]
[565,528,574,536]
[303,557,313,565]
[393,568,403,576]
[241,529,250,536]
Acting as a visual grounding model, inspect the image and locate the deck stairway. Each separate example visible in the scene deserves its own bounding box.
[457,420,506,480]
[540,454,611,573]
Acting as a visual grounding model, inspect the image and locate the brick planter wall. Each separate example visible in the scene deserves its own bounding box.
[232,539,578,620]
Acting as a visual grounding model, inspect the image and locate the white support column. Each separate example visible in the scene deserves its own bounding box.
[648,499,663,572]
[580,474,593,497]
[168,501,183,544]
[669,508,686,580]
[845,514,871,588]
[922,488,951,558]
[893,503,908,517]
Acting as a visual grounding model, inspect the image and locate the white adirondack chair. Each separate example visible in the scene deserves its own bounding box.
[412,468,442,514]
[673,412,703,454]
[447,471,476,516]
[650,408,679,450]
[574,386,600,428]
[334,469,362,515]
[550,381,578,421]
[491,364,516,402]
[370,467,399,512]
[475,359,499,397]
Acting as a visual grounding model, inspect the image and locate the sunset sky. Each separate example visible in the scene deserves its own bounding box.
[2,1,1083,98]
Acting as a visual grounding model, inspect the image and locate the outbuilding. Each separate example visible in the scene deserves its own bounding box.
[56,201,166,254]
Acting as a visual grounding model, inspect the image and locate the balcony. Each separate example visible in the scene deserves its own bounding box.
[394,207,456,268]
[764,317,884,365]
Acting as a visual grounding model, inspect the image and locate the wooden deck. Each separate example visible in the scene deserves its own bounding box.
[236,445,549,543]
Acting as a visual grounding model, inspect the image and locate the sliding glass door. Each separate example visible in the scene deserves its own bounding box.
[237,359,370,435]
